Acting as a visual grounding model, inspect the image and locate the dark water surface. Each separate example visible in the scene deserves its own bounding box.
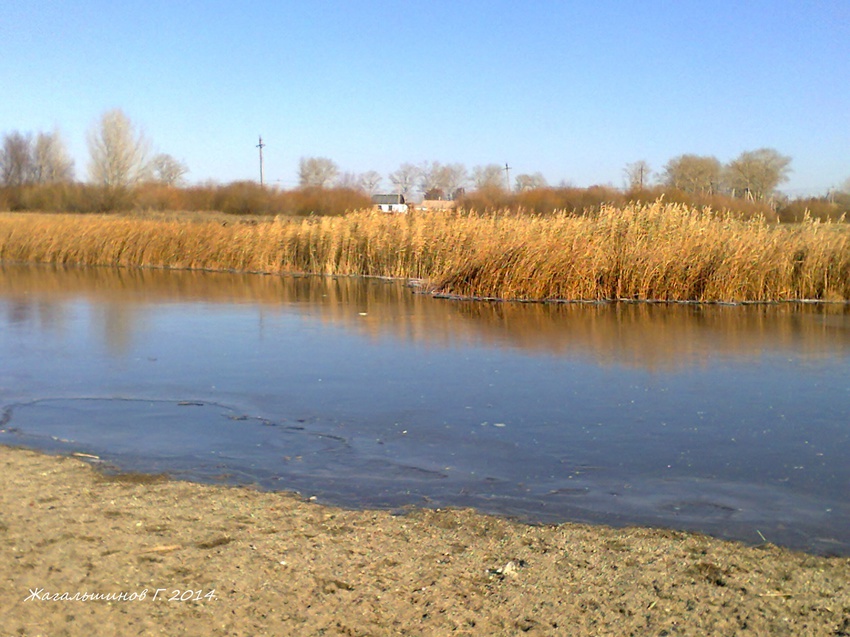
[1,264,849,554]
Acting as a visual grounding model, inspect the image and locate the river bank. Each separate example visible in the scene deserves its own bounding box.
[2,445,848,636]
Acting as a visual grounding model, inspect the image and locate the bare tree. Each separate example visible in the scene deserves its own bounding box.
[662,155,722,194]
[1,131,34,186]
[32,131,74,183]
[441,163,468,200]
[335,171,361,189]
[515,172,548,192]
[359,170,382,195]
[298,156,339,188]
[725,148,792,200]
[419,161,445,198]
[389,163,421,197]
[623,160,652,190]
[416,162,469,200]
[471,164,505,191]
[150,153,188,186]
[87,109,152,187]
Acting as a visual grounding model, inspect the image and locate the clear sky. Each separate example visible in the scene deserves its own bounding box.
[2,0,847,195]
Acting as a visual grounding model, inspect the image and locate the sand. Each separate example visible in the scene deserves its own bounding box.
[1,445,848,636]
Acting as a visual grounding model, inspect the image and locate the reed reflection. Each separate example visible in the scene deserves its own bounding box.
[2,263,848,369]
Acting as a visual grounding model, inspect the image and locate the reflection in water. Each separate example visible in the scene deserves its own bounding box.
[1,263,849,555]
[2,264,849,368]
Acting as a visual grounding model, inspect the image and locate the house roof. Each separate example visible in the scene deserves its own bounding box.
[371,194,405,205]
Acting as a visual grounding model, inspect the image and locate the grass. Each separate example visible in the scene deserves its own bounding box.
[1,202,848,302]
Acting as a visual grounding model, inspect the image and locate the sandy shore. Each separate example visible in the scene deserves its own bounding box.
[1,445,848,636]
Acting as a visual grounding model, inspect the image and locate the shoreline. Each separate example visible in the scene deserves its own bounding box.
[2,445,849,636]
[6,259,850,308]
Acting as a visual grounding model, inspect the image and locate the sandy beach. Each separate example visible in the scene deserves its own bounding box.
[1,445,848,636]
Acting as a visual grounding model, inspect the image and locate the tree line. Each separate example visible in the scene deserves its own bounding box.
[302,150,801,205]
[625,150,795,202]
[1,109,187,190]
[2,109,849,220]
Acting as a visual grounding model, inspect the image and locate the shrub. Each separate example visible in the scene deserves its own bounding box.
[777,198,848,223]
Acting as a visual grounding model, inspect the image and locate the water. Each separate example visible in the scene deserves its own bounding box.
[1,264,849,554]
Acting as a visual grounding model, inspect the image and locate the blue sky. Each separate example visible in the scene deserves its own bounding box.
[2,0,848,195]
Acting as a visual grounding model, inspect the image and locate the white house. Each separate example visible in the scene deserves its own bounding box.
[371,193,408,213]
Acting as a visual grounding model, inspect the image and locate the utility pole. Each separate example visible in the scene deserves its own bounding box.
[504,163,512,192]
[256,135,266,186]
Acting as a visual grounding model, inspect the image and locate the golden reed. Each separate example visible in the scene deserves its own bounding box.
[0,203,848,302]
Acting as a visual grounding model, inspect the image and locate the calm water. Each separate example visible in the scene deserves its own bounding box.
[1,264,849,554]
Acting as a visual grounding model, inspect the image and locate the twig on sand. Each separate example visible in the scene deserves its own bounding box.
[138,545,182,554]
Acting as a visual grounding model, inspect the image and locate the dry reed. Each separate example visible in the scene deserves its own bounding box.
[1,203,848,302]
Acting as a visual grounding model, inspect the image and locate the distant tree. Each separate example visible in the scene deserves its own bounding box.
[87,109,152,187]
[440,163,468,200]
[359,170,382,195]
[150,153,188,186]
[623,160,652,190]
[725,148,792,200]
[662,155,722,194]
[335,171,361,190]
[32,131,74,183]
[419,161,445,198]
[471,164,505,191]
[389,163,421,197]
[1,131,34,186]
[515,172,548,191]
[833,178,850,211]
[418,161,469,199]
[298,156,339,188]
